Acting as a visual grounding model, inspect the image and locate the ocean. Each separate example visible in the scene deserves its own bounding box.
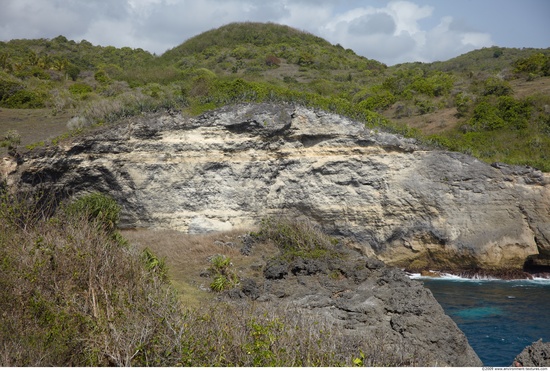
[417,276,550,366]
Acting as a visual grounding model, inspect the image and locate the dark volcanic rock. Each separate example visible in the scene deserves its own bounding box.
[512,339,550,367]
[236,247,482,367]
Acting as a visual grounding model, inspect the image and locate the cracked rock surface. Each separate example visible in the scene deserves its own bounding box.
[4,103,550,270]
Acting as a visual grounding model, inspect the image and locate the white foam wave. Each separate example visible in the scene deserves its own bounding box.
[406,270,550,284]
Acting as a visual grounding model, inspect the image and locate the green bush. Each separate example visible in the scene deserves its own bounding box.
[470,100,505,130]
[13,66,50,80]
[414,99,436,114]
[208,254,239,292]
[513,52,550,76]
[0,74,24,102]
[63,192,120,232]
[355,88,396,111]
[66,64,80,81]
[3,89,46,108]
[481,76,512,96]
[497,96,532,129]
[94,69,110,84]
[68,82,93,96]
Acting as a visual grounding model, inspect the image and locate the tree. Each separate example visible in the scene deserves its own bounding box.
[66,64,80,81]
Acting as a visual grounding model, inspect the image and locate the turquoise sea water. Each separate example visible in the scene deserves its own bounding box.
[419,277,550,366]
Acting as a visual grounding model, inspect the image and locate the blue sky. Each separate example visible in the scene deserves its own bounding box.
[0,0,548,65]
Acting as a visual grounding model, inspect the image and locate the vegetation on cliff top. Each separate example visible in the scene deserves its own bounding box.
[1,22,549,170]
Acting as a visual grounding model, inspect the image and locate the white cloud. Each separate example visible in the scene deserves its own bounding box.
[419,16,493,63]
[311,0,493,65]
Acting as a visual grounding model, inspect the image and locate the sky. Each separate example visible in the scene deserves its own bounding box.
[0,0,548,66]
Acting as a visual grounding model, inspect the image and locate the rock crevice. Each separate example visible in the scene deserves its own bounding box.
[3,103,550,270]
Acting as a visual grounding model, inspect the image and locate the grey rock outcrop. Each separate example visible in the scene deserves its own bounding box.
[3,103,550,270]
[228,245,482,366]
[512,339,550,367]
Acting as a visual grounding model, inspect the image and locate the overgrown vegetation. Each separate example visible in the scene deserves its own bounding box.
[0,190,184,366]
[1,22,549,170]
[255,217,341,262]
[3,190,431,366]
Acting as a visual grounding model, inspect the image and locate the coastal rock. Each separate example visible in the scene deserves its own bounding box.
[3,103,550,270]
[235,248,482,366]
[512,339,550,367]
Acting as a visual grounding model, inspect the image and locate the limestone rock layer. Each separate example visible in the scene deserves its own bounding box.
[6,103,550,270]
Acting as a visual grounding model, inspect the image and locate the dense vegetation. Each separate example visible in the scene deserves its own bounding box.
[1,21,549,170]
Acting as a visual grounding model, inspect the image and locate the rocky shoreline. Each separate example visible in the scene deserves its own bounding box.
[218,227,483,367]
[512,340,550,367]
[412,268,550,280]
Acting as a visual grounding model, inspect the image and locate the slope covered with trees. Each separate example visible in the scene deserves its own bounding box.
[1,22,549,170]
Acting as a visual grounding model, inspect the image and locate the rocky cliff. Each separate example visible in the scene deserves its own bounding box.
[3,103,550,271]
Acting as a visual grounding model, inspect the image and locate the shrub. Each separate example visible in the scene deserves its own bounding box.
[68,82,93,96]
[470,100,505,130]
[2,89,46,108]
[414,99,436,115]
[454,92,472,117]
[66,64,80,81]
[0,191,185,366]
[94,69,110,84]
[481,76,512,96]
[513,52,550,76]
[355,89,396,112]
[256,217,339,261]
[63,192,120,232]
[1,129,21,152]
[208,254,239,292]
[497,96,532,130]
[0,74,23,102]
[265,54,281,67]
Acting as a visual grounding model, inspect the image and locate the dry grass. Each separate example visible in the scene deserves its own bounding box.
[0,108,72,155]
[0,194,185,366]
[121,228,278,308]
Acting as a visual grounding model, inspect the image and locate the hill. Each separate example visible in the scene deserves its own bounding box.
[1,22,550,170]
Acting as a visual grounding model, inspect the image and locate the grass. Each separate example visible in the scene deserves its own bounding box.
[0,108,72,156]
[121,228,277,308]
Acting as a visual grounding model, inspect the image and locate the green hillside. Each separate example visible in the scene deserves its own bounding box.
[1,22,549,170]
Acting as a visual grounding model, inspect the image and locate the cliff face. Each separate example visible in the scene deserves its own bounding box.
[4,103,550,270]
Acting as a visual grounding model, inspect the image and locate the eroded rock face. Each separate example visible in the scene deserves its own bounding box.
[5,103,550,270]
